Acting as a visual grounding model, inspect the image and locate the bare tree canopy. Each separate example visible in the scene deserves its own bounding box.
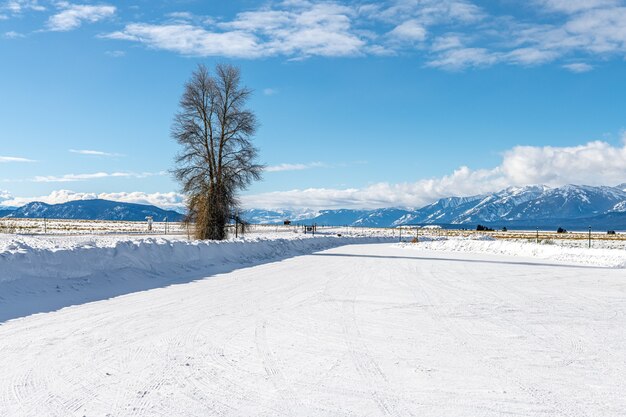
[172,64,263,240]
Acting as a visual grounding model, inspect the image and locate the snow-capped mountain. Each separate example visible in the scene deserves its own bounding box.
[353,208,415,227]
[452,185,550,223]
[242,184,626,229]
[239,208,319,224]
[416,184,626,227]
[409,195,488,224]
[502,185,626,221]
[2,199,184,222]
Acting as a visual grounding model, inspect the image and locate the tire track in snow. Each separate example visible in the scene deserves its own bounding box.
[434,262,613,384]
[6,342,100,417]
[163,330,229,416]
[409,264,589,417]
[339,262,413,417]
[106,344,148,415]
[255,318,305,416]
[165,315,253,415]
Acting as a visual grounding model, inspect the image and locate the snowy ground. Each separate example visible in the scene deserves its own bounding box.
[1,239,625,416]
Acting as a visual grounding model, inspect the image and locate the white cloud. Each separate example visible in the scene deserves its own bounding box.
[0,156,35,163]
[69,149,123,157]
[2,0,625,70]
[0,190,12,204]
[104,50,125,58]
[105,2,368,58]
[426,47,499,70]
[371,0,484,25]
[505,47,560,65]
[47,2,115,31]
[242,138,626,209]
[104,24,263,58]
[562,7,626,54]
[536,0,621,14]
[3,30,24,38]
[1,190,185,210]
[420,1,626,70]
[388,19,427,41]
[96,0,626,69]
[32,171,163,182]
[3,0,44,13]
[266,162,325,172]
[431,34,464,51]
[563,62,594,72]
[263,88,278,96]
[498,139,626,185]
[98,191,185,210]
[166,11,194,22]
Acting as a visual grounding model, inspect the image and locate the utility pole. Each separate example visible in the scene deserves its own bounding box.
[588,226,592,249]
[536,227,539,244]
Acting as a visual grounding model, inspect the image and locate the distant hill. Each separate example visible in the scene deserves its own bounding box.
[1,199,184,222]
[488,211,626,231]
[0,209,15,218]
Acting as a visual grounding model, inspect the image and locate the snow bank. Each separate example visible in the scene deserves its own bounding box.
[399,236,626,268]
[0,234,393,283]
[0,234,394,322]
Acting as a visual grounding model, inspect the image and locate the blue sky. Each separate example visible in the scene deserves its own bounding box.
[1,0,626,210]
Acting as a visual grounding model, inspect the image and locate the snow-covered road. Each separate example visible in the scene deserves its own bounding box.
[1,243,625,416]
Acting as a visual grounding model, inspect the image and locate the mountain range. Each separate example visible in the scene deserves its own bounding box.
[3,184,626,230]
[240,184,626,230]
[0,199,184,222]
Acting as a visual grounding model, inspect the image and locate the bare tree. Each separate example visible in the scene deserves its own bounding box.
[172,64,263,240]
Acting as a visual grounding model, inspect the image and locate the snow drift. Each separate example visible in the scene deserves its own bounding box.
[399,235,626,268]
[1,236,383,282]
[0,234,393,322]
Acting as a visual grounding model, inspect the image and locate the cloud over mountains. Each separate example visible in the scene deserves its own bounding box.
[5,137,626,211]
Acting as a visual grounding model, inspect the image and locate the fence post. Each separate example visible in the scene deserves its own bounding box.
[536,227,539,244]
[588,226,591,249]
